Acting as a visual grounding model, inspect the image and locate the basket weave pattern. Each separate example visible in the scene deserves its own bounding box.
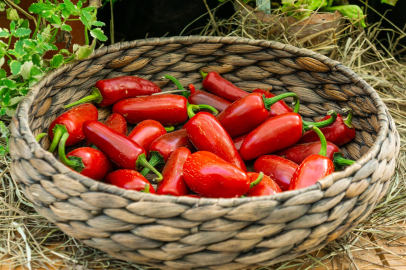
[9,36,400,269]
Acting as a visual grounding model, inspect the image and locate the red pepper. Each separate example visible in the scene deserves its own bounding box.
[233,134,247,152]
[105,170,155,193]
[48,103,98,153]
[58,133,113,180]
[289,126,336,190]
[162,74,232,113]
[82,121,163,180]
[275,141,342,164]
[64,76,161,108]
[201,71,249,102]
[239,111,337,160]
[254,155,298,191]
[104,113,127,135]
[113,94,218,126]
[246,172,282,197]
[128,120,172,153]
[186,112,246,171]
[183,151,261,198]
[252,89,293,118]
[298,108,356,146]
[217,92,299,138]
[156,147,191,196]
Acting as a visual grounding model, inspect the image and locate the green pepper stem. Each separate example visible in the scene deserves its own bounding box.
[250,172,264,188]
[140,184,150,193]
[165,126,175,132]
[35,133,47,142]
[140,151,164,177]
[200,70,208,79]
[49,124,68,153]
[302,110,337,132]
[342,108,353,129]
[162,74,185,90]
[63,87,103,109]
[333,152,356,171]
[310,126,328,157]
[187,104,218,118]
[58,133,85,172]
[136,153,163,181]
[262,93,300,113]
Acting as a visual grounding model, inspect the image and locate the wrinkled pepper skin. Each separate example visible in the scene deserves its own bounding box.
[113,94,189,126]
[186,112,246,171]
[83,121,146,169]
[105,170,155,193]
[253,89,293,118]
[157,147,191,196]
[298,113,355,146]
[149,129,195,162]
[217,93,269,138]
[246,172,282,196]
[103,113,127,135]
[48,104,98,147]
[254,155,298,191]
[66,147,113,180]
[275,141,341,164]
[65,76,162,108]
[240,113,303,160]
[202,71,248,102]
[128,120,167,153]
[188,84,231,113]
[288,155,335,190]
[233,134,247,152]
[183,151,250,198]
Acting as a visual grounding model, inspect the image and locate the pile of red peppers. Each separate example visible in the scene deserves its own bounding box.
[43,71,357,198]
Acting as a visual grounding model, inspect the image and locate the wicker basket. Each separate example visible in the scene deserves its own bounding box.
[9,36,400,269]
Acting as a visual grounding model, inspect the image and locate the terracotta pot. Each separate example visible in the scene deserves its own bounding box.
[234,0,344,47]
[0,0,86,74]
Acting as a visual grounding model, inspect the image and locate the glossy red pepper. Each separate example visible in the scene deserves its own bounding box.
[183,151,257,198]
[233,134,247,152]
[239,111,337,160]
[64,76,161,108]
[187,112,246,171]
[113,94,218,126]
[58,133,113,180]
[156,147,191,196]
[128,120,171,153]
[105,170,155,193]
[82,121,162,180]
[252,89,293,118]
[48,103,98,153]
[104,113,127,135]
[254,155,298,191]
[289,126,336,190]
[298,108,356,146]
[201,71,249,102]
[217,92,299,138]
[246,172,282,197]
[275,141,341,164]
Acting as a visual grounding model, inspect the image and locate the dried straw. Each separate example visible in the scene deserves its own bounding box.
[1,1,405,269]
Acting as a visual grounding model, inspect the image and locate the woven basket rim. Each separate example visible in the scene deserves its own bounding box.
[14,36,389,206]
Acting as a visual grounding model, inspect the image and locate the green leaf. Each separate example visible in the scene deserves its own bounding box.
[80,10,92,29]
[8,96,25,106]
[0,107,6,115]
[90,28,107,41]
[64,0,76,12]
[75,44,92,60]
[30,65,43,80]
[77,0,83,8]
[5,107,16,117]
[19,88,29,95]
[2,79,16,89]
[0,28,9,38]
[20,19,29,29]
[381,0,398,5]
[92,21,105,27]
[62,9,70,19]
[0,70,6,79]
[0,2,5,12]
[51,54,64,68]
[23,39,36,48]
[20,61,33,80]
[3,92,9,105]
[14,28,31,37]
[13,0,20,4]
[10,60,21,75]
[28,3,53,14]
[59,49,70,55]
[51,14,62,25]
[29,77,38,87]
[324,5,366,27]
[42,10,53,18]
[7,8,19,21]
[10,21,15,31]
[32,54,41,66]
[61,24,72,31]
[14,40,25,57]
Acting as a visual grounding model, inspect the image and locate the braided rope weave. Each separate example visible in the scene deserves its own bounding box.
[9,36,400,269]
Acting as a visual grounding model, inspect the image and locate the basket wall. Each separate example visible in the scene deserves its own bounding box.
[9,36,400,269]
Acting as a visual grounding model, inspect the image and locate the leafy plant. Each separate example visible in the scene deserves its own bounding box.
[0,0,107,157]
